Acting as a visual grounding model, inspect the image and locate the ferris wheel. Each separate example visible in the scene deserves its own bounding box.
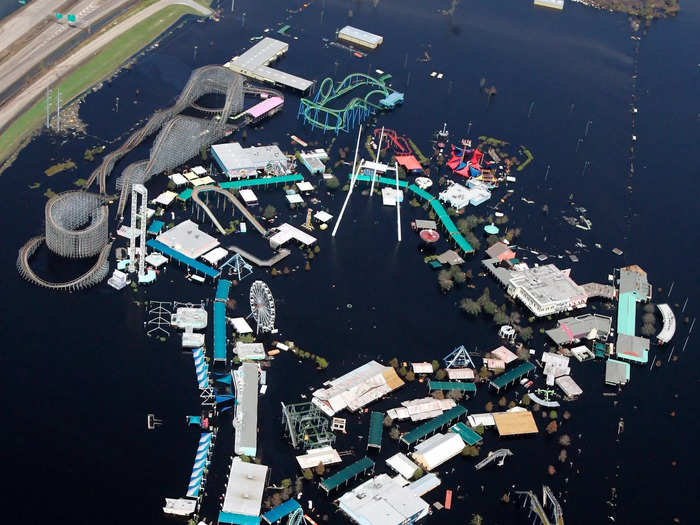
[249,280,276,333]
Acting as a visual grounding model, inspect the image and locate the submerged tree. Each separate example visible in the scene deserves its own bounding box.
[460,298,482,316]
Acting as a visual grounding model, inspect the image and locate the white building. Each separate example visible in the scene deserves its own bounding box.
[338,474,429,525]
[312,360,404,416]
[506,264,587,317]
[211,142,288,179]
[411,432,464,471]
[221,459,268,519]
[156,220,219,259]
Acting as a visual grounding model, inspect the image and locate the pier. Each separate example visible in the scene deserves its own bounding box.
[224,37,313,92]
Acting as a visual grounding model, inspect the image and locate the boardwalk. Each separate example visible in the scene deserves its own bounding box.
[227,245,290,267]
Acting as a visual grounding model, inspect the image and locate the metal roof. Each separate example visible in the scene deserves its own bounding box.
[320,456,374,493]
[400,405,467,446]
[489,361,535,389]
[450,422,483,445]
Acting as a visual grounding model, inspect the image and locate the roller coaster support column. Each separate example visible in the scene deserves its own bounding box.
[332,125,363,238]
[129,184,148,278]
[394,160,401,242]
[369,126,384,196]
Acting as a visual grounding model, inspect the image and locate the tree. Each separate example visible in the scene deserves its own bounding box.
[397,366,407,378]
[462,445,479,457]
[325,175,340,189]
[485,401,494,412]
[477,287,491,306]
[431,360,440,372]
[302,468,313,480]
[521,394,531,406]
[519,326,534,342]
[438,273,454,292]
[412,467,424,480]
[493,311,510,325]
[315,462,326,476]
[280,478,292,489]
[446,389,464,401]
[473,424,485,435]
[450,266,467,284]
[389,426,400,440]
[388,357,399,369]
[316,357,329,369]
[405,371,415,382]
[498,396,507,407]
[559,434,571,447]
[483,301,498,315]
[435,368,447,380]
[460,298,482,316]
[545,420,558,434]
[383,414,393,427]
[431,390,445,400]
[470,514,484,525]
[640,323,655,336]
[549,410,558,420]
[262,205,276,219]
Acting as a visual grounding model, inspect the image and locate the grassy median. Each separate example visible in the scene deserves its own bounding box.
[0,4,201,166]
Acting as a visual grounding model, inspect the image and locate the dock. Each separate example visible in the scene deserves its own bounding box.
[224,38,313,92]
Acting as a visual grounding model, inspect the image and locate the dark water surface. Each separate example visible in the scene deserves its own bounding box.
[1,0,698,524]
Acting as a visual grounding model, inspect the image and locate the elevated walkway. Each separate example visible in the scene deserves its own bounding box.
[347,173,409,188]
[406,184,474,254]
[219,174,303,190]
[146,239,219,278]
[227,245,290,267]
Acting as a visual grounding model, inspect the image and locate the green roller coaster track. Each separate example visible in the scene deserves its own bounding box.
[297,73,403,133]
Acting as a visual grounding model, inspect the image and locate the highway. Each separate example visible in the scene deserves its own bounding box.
[0,0,211,137]
[0,1,135,102]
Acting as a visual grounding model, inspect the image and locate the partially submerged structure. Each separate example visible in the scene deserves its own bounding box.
[312,361,404,416]
[224,37,313,92]
[156,220,219,259]
[219,458,268,524]
[211,142,288,179]
[615,265,652,364]
[412,432,464,471]
[233,363,259,456]
[493,410,539,437]
[546,313,612,346]
[337,26,384,49]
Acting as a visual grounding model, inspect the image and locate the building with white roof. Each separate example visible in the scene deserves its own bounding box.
[386,397,456,422]
[555,375,583,397]
[235,342,266,360]
[411,432,464,471]
[220,459,268,519]
[299,149,329,174]
[296,446,342,469]
[156,220,219,259]
[438,182,490,210]
[490,263,588,317]
[337,26,384,49]
[385,452,420,479]
[211,142,288,179]
[314,210,333,223]
[338,474,429,525]
[202,247,229,266]
[269,223,317,249]
[312,360,404,416]
[229,317,253,334]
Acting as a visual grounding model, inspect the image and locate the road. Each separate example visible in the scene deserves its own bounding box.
[0,1,141,103]
[0,0,211,137]
[0,0,71,56]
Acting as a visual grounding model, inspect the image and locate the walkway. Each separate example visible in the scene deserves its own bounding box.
[406,184,474,254]
[474,448,513,470]
[146,239,219,278]
[219,173,303,190]
[17,236,113,291]
[227,245,290,267]
[192,185,253,236]
[213,279,230,362]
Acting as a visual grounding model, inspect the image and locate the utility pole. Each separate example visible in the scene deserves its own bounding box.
[45,87,51,128]
[115,96,119,113]
[56,88,61,132]
[231,0,235,12]
[193,45,198,62]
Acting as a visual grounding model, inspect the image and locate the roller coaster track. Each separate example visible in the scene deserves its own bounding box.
[474,448,513,470]
[17,236,113,291]
[85,65,280,212]
[298,73,394,133]
[373,128,411,155]
[191,185,267,236]
[515,486,565,525]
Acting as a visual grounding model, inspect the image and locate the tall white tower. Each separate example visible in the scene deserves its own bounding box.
[129,184,148,279]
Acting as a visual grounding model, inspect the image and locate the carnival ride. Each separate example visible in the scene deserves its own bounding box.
[297,73,403,133]
[249,280,276,333]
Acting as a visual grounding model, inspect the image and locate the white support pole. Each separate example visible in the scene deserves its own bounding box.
[369,126,384,196]
[331,125,363,237]
[394,161,401,242]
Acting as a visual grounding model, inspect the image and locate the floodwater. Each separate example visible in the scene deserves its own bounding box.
[1,0,698,524]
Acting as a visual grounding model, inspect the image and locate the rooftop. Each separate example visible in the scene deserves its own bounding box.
[337,26,384,48]
[493,410,539,436]
[605,358,631,385]
[546,313,613,345]
[338,474,429,525]
[211,143,287,178]
[221,458,268,518]
[155,220,219,260]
